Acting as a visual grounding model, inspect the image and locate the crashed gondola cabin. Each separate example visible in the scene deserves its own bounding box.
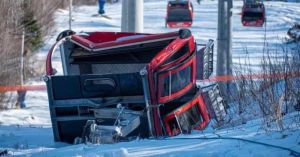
[44,29,227,144]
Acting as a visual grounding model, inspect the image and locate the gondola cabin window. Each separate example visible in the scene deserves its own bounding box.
[158,57,196,103]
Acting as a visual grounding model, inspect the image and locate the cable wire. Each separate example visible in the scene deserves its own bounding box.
[163,136,300,157]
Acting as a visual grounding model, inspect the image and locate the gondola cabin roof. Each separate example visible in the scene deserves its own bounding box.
[69,31,179,58]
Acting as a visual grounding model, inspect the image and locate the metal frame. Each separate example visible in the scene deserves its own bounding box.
[164,94,210,136]
[44,76,61,141]
[197,39,214,80]
[140,68,155,137]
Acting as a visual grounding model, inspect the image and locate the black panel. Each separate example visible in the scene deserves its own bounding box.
[167,8,192,22]
[242,12,264,21]
[196,47,205,80]
[58,120,87,143]
[79,64,92,74]
[81,75,119,98]
[51,73,143,100]
[80,73,143,98]
[119,74,143,96]
[52,76,82,100]
[55,107,78,116]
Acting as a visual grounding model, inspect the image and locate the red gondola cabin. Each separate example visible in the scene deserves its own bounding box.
[241,0,265,27]
[166,0,194,28]
[44,29,227,144]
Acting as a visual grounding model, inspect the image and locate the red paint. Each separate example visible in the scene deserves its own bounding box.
[157,56,196,103]
[242,19,264,27]
[158,38,195,71]
[148,36,194,70]
[147,34,195,136]
[46,38,66,75]
[147,65,163,137]
[84,32,142,43]
[167,22,193,28]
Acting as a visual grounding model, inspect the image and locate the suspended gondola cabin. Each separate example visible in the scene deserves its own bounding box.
[165,0,194,28]
[241,0,265,27]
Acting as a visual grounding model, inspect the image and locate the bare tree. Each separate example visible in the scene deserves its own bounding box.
[0,0,69,109]
[229,41,300,131]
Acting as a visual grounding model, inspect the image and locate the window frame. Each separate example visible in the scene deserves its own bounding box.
[157,56,196,103]
[163,95,210,136]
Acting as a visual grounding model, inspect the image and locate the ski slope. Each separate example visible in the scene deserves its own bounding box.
[1,0,300,156]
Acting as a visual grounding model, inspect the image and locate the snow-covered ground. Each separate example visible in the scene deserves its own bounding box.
[1,0,300,156]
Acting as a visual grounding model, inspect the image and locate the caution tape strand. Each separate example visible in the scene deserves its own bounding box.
[0,71,299,92]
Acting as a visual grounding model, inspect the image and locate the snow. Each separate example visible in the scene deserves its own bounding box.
[9,114,300,157]
[1,0,300,156]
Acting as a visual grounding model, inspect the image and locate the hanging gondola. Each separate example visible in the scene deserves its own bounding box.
[241,0,265,27]
[165,0,194,28]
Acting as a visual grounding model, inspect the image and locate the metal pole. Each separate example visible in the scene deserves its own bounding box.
[217,0,233,99]
[217,0,226,76]
[20,30,25,86]
[121,0,143,33]
[121,0,128,32]
[134,0,143,33]
[227,0,233,77]
[69,0,72,30]
[140,68,155,137]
